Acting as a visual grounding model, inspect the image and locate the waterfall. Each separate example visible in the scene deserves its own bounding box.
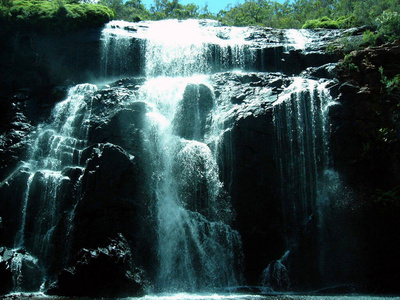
[138,76,241,291]
[272,77,338,286]
[101,19,255,78]
[10,84,97,287]
[0,19,353,296]
[100,19,250,292]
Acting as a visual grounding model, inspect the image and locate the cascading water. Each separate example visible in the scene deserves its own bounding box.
[101,20,256,78]
[273,78,330,231]
[127,25,245,290]
[8,84,98,291]
[270,76,341,289]
[0,19,357,297]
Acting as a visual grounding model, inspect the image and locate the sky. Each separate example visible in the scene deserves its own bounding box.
[139,0,289,14]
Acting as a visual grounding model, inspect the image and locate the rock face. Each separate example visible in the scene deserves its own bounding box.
[173,84,214,141]
[0,80,155,297]
[1,20,400,297]
[0,28,103,94]
[330,42,400,293]
[210,72,290,285]
[47,234,147,298]
[0,249,13,295]
[333,42,400,188]
[0,248,42,293]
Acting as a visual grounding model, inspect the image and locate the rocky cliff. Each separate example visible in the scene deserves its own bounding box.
[1,21,399,297]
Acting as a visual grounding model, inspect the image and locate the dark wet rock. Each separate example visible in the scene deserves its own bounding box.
[219,111,284,285]
[89,106,147,153]
[47,234,147,298]
[0,248,42,293]
[0,28,103,93]
[72,143,142,250]
[92,87,135,114]
[0,170,30,247]
[212,72,292,111]
[87,84,148,153]
[333,42,400,188]
[109,77,146,90]
[0,248,13,295]
[329,41,400,294]
[261,252,290,292]
[173,83,214,141]
[0,107,33,182]
[303,63,338,79]
[337,42,400,89]
[69,142,156,278]
[281,50,340,75]
[211,74,285,284]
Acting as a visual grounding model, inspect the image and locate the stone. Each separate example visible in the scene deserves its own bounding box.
[0,248,42,294]
[0,249,13,295]
[71,143,142,251]
[47,234,147,298]
[173,83,214,141]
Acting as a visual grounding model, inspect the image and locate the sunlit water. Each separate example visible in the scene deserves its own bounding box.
[2,19,397,298]
[101,19,255,77]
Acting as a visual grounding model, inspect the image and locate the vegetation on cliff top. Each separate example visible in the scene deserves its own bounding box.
[0,0,114,31]
[1,0,400,39]
[97,0,400,30]
[99,0,400,44]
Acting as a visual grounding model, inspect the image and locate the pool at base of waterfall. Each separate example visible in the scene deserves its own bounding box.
[2,292,400,300]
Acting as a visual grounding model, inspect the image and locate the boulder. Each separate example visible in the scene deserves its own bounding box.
[261,256,290,292]
[0,248,13,295]
[0,170,30,247]
[69,142,156,278]
[0,248,42,294]
[72,143,143,251]
[173,83,214,141]
[47,234,147,298]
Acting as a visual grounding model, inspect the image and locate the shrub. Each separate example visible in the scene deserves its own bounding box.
[336,15,356,28]
[1,0,115,31]
[341,54,359,72]
[363,30,379,46]
[303,16,339,29]
[376,10,400,41]
[1,0,13,7]
[303,15,357,29]
[379,67,400,95]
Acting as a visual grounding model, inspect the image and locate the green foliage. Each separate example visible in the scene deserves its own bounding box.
[302,15,356,29]
[336,15,356,28]
[325,43,336,54]
[2,0,400,36]
[0,0,115,31]
[148,0,199,20]
[379,67,400,95]
[376,10,400,41]
[341,54,359,72]
[377,127,397,143]
[1,0,13,7]
[363,30,379,46]
[302,16,339,29]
